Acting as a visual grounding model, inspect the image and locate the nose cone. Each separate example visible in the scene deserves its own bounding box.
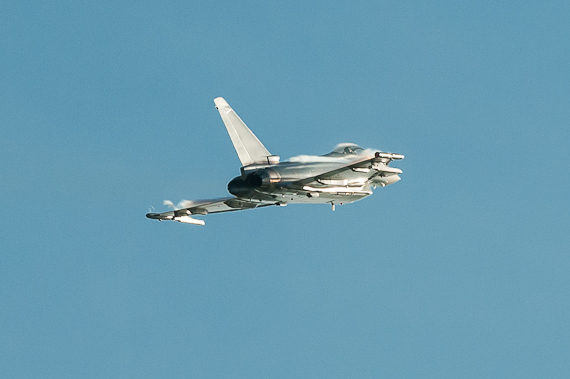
[382,174,401,186]
[371,174,401,188]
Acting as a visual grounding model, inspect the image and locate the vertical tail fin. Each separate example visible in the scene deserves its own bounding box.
[214,97,271,166]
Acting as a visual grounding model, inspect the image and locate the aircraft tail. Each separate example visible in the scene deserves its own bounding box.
[214,97,271,166]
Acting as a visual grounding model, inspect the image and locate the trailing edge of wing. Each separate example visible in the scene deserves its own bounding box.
[214,97,271,166]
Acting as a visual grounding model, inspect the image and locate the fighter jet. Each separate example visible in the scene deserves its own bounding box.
[146,97,404,225]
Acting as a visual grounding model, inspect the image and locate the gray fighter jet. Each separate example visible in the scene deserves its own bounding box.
[146,97,404,225]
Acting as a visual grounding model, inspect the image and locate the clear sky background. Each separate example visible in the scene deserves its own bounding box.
[1,1,569,377]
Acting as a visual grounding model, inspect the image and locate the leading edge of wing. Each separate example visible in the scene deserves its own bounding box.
[146,196,275,225]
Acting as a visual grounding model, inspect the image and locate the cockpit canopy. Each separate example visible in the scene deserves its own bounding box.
[323,143,364,157]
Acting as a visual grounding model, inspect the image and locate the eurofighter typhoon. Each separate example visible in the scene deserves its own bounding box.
[146,97,404,225]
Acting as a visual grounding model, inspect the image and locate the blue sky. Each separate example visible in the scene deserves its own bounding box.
[1,1,569,377]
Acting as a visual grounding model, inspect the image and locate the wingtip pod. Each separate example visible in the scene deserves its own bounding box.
[145,212,205,225]
[374,152,405,160]
[146,213,167,220]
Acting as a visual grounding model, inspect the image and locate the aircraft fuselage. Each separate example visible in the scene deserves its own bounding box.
[146,97,404,225]
[227,153,401,205]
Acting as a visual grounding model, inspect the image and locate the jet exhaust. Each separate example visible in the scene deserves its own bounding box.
[227,169,281,198]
